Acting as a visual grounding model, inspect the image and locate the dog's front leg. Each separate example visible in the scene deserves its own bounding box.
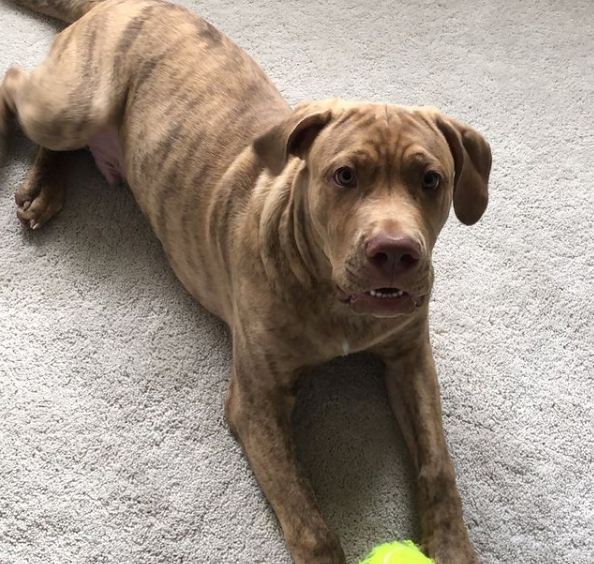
[225,347,345,564]
[379,333,478,564]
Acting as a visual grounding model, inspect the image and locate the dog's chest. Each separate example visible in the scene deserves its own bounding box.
[318,313,409,360]
[336,328,398,357]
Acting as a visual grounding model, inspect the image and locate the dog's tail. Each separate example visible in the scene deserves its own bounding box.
[12,0,104,23]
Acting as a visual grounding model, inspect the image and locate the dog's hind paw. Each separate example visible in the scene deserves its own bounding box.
[15,178,65,230]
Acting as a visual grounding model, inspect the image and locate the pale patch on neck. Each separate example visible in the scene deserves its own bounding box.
[341,339,350,356]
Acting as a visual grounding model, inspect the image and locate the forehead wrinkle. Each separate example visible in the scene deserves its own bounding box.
[340,147,378,163]
[342,108,378,131]
[396,142,416,174]
[406,147,444,171]
[400,121,453,175]
[391,111,445,168]
[383,109,405,187]
[334,110,377,152]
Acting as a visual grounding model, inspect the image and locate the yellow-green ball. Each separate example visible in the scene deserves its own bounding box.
[360,541,434,564]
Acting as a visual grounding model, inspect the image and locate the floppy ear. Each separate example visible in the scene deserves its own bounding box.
[253,103,332,176]
[426,110,492,225]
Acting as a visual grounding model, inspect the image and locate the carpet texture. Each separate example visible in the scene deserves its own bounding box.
[1,1,592,562]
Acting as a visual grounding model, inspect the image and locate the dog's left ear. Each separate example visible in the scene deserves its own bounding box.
[253,103,333,176]
[422,109,492,225]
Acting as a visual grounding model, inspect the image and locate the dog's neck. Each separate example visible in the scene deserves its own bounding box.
[257,160,333,296]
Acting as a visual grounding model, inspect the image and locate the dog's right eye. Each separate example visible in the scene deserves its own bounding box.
[333,166,357,188]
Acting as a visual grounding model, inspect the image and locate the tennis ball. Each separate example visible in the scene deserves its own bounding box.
[360,540,434,564]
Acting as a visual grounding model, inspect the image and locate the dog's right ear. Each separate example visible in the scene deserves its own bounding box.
[253,104,332,176]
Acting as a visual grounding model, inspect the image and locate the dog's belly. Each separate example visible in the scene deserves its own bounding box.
[89,128,124,186]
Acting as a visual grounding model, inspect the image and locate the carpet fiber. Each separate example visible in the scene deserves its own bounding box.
[1,1,592,562]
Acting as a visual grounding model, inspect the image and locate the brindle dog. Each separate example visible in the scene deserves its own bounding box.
[0,1,492,562]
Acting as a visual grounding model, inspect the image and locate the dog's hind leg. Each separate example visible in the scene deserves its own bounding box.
[1,0,136,225]
[0,63,104,229]
[1,60,115,153]
[0,68,71,232]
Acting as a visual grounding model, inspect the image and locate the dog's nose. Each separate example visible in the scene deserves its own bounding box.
[366,233,421,277]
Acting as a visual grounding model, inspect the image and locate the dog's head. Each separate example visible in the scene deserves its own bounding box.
[254,100,491,318]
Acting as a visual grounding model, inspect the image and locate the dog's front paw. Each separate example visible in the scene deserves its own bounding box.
[289,528,346,564]
[425,537,479,564]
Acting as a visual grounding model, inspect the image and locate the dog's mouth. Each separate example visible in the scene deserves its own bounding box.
[365,287,408,299]
[337,286,424,317]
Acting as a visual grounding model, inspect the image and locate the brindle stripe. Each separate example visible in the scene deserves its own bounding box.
[158,128,209,257]
[128,34,190,113]
[61,10,105,130]
[158,1,225,46]
[116,9,153,55]
[80,9,109,110]
[152,123,198,232]
[197,20,223,44]
[89,11,113,116]
[154,163,182,242]
[182,160,215,270]
[123,52,164,120]
[158,1,188,14]
[53,28,75,62]
[154,121,185,170]
[215,184,238,274]
[155,159,188,236]
[82,20,99,83]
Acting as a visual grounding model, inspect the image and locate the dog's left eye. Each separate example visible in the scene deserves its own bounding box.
[422,171,441,191]
[333,166,357,188]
